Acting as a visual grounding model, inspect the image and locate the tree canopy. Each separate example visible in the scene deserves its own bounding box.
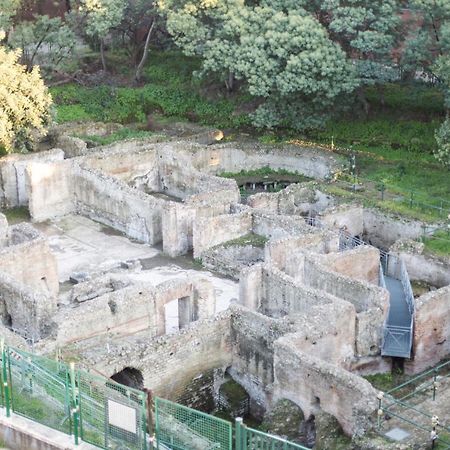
[0,46,52,153]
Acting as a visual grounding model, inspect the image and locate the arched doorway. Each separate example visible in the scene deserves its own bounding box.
[110,367,144,390]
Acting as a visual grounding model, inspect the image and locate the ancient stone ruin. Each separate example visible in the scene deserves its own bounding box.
[0,133,449,448]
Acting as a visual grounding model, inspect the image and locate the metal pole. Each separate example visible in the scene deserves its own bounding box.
[1,340,10,417]
[69,362,79,445]
[432,369,438,401]
[144,388,153,445]
[377,392,384,430]
[235,417,243,450]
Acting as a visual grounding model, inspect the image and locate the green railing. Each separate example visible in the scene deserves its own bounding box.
[235,418,310,450]
[155,397,233,450]
[0,342,310,450]
[377,360,450,449]
[0,343,148,450]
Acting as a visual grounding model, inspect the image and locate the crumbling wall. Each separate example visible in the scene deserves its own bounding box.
[229,307,293,412]
[193,211,252,258]
[189,143,340,180]
[26,159,74,221]
[0,272,56,340]
[0,213,7,247]
[391,240,450,288]
[202,244,264,280]
[405,286,450,375]
[319,205,364,236]
[265,233,339,275]
[247,183,333,217]
[55,277,216,344]
[321,246,380,285]
[252,212,310,240]
[82,313,232,410]
[273,337,377,437]
[0,224,59,297]
[0,149,64,208]
[73,164,164,243]
[80,141,158,182]
[363,209,425,248]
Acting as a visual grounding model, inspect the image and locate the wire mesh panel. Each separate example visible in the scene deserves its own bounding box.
[78,370,147,450]
[155,397,232,450]
[237,423,310,450]
[7,347,71,434]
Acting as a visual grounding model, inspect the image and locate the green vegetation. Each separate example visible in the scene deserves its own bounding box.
[0,206,30,224]
[221,233,268,249]
[219,166,311,181]
[75,127,155,146]
[50,52,249,129]
[422,230,450,257]
[364,372,396,392]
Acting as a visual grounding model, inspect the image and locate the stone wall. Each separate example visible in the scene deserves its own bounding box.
[265,233,339,275]
[81,313,232,410]
[321,246,380,285]
[54,277,216,345]
[0,224,59,297]
[193,211,252,258]
[242,264,341,319]
[26,160,74,221]
[229,307,294,413]
[73,164,165,243]
[252,212,311,240]
[273,337,377,436]
[201,244,264,280]
[319,204,364,237]
[247,183,334,217]
[0,149,64,208]
[0,272,56,340]
[405,286,450,374]
[391,240,450,288]
[188,142,340,180]
[287,302,356,369]
[363,209,426,248]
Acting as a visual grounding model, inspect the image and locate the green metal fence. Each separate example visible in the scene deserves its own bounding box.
[235,418,310,450]
[0,343,311,450]
[78,369,148,450]
[155,397,233,450]
[377,360,450,450]
[0,343,148,450]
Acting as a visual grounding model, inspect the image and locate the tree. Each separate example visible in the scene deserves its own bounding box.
[0,0,21,42]
[80,0,126,71]
[160,0,357,130]
[0,46,53,153]
[114,0,161,82]
[8,15,76,73]
[402,0,450,166]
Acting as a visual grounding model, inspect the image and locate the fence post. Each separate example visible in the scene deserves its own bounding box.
[235,417,243,450]
[69,362,79,445]
[377,392,384,429]
[1,340,10,417]
[432,369,438,401]
[144,388,153,449]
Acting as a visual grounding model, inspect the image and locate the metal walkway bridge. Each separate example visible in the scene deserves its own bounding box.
[307,218,414,359]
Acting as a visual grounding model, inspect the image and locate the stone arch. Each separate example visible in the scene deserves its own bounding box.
[110,367,144,390]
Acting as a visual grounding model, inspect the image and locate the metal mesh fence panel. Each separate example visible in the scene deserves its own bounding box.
[78,370,147,450]
[7,347,72,435]
[237,422,310,450]
[155,397,232,450]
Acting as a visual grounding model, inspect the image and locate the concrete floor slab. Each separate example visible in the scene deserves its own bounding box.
[35,215,159,282]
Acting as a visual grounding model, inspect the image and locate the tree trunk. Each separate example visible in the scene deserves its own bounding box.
[357,87,370,116]
[100,39,107,72]
[135,19,156,83]
[225,71,235,92]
